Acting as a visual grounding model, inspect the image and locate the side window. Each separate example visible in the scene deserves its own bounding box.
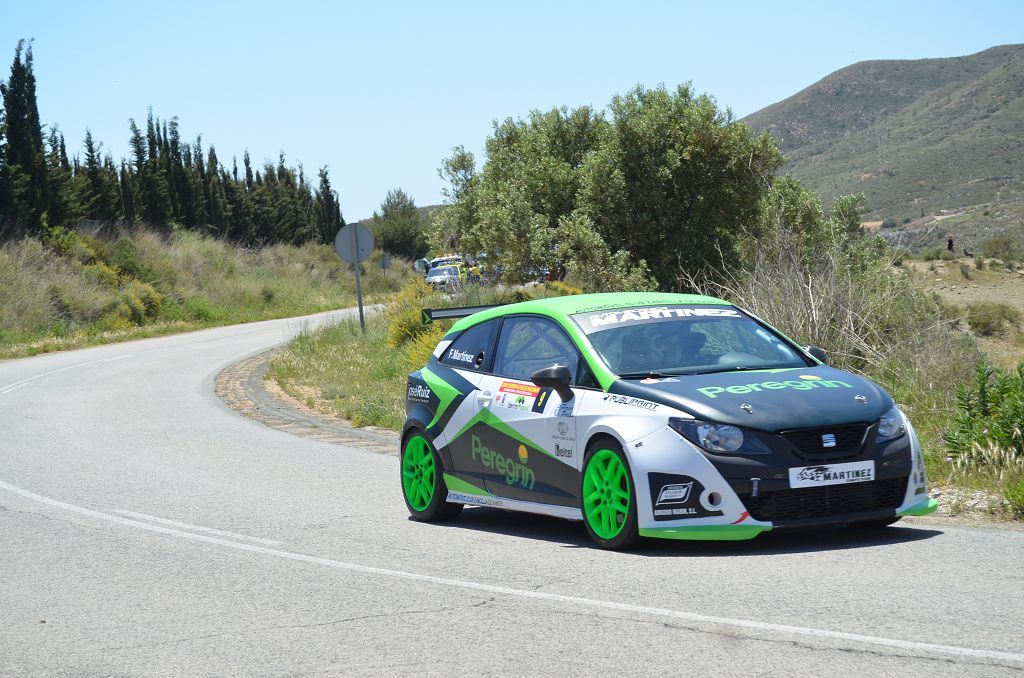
[439,319,499,370]
[494,317,581,382]
[576,359,599,389]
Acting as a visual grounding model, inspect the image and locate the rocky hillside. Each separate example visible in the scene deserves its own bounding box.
[744,44,1024,224]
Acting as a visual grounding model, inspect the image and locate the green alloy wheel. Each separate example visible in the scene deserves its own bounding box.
[401,431,463,522]
[581,443,638,550]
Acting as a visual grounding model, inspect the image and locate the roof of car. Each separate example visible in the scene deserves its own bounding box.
[448,291,731,332]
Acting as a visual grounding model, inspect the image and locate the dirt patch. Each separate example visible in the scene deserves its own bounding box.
[905,258,1024,368]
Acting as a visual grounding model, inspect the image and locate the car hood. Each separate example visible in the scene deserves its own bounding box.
[609,365,893,431]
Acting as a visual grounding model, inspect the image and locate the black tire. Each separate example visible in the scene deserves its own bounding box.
[580,439,639,550]
[401,429,463,522]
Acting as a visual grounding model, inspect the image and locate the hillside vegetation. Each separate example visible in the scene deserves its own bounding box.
[744,44,1024,224]
[0,228,411,359]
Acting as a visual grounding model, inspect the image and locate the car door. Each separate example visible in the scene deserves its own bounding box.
[431,319,500,492]
[473,315,584,507]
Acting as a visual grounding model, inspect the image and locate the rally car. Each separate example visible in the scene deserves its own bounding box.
[400,292,936,550]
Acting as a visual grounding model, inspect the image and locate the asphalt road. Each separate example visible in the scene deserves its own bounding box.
[2,310,1023,676]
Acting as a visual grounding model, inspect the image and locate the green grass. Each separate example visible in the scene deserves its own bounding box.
[266,280,583,430]
[0,228,413,359]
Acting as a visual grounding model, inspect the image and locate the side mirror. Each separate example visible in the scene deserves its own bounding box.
[805,346,828,364]
[531,365,574,402]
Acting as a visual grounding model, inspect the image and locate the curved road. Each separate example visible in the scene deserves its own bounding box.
[2,311,1023,676]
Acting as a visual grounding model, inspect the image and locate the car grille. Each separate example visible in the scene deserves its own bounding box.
[740,477,907,523]
[780,423,870,461]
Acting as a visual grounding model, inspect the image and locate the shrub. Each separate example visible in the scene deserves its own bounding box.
[966,302,1020,336]
[922,247,958,262]
[110,238,156,282]
[959,263,972,279]
[82,261,120,288]
[881,218,898,229]
[184,296,214,321]
[402,323,446,371]
[386,278,433,348]
[1005,478,1024,519]
[980,235,1021,264]
[541,280,583,296]
[946,360,1024,480]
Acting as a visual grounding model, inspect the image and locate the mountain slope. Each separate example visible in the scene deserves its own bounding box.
[744,44,1024,221]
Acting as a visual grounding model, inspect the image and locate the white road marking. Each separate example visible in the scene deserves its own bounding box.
[112,510,284,545]
[1,478,1021,666]
[0,355,133,394]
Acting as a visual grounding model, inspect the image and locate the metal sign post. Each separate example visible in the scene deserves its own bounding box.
[335,223,375,331]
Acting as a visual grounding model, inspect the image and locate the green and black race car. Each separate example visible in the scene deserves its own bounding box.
[400,292,936,550]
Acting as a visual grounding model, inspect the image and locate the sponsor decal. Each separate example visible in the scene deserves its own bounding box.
[602,394,658,411]
[656,482,693,505]
[788,461,875,488]
[585,306,740,329]
[407,383,431,403]
[553,443,573,459]
[731,511,751,524]
[555,402,574,417]
[554,420,574,442]
[531,388,553,414]
[447,348,475,364]
[696,378,853,399]
[448,491,504,507]
[499,381,541,398]
[647,473,723,521]
[472,434,535,489]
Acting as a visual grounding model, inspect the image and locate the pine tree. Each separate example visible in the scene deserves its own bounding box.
[0,40,50,235]
[315,166,344,244]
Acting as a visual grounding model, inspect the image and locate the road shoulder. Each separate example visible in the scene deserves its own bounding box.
[216,349,398,455]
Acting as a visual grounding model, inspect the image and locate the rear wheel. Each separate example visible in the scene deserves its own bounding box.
[401,431,463,522]
[581,441,638,550]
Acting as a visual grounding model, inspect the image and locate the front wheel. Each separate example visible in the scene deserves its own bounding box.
[401,430,463,522]
[581,441,639,550]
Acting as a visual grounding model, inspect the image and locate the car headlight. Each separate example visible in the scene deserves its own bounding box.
[876,405,906,442]
[668,418,771,454]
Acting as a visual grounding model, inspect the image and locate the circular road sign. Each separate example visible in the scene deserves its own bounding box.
[335,223,374,264]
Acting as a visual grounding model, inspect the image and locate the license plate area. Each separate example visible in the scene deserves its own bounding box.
[788,460,875,488]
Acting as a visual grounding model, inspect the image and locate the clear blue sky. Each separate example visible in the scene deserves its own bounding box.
[3,0,1022,220]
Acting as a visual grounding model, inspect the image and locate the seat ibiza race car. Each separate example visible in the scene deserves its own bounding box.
[400,293,937,549]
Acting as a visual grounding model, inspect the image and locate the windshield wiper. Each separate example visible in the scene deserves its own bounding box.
[688,365,781,375]
[617,370,701,379]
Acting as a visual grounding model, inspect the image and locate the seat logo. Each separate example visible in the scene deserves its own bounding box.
[822,433,837,448]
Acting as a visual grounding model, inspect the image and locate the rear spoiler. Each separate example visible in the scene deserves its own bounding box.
[421,305,500,324]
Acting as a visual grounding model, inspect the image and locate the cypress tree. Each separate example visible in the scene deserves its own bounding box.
[1,40,50,235]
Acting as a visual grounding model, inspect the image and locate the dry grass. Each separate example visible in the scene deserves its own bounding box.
[0,228,413,359]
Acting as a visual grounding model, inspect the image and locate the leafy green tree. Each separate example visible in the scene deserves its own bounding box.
[371,188,426,258]
[432,85,782,290]
[589,85,783,286]
[429,146,480,257]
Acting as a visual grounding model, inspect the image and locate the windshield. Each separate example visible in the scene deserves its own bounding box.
[427,266,456,279]
[572,305,811,376]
